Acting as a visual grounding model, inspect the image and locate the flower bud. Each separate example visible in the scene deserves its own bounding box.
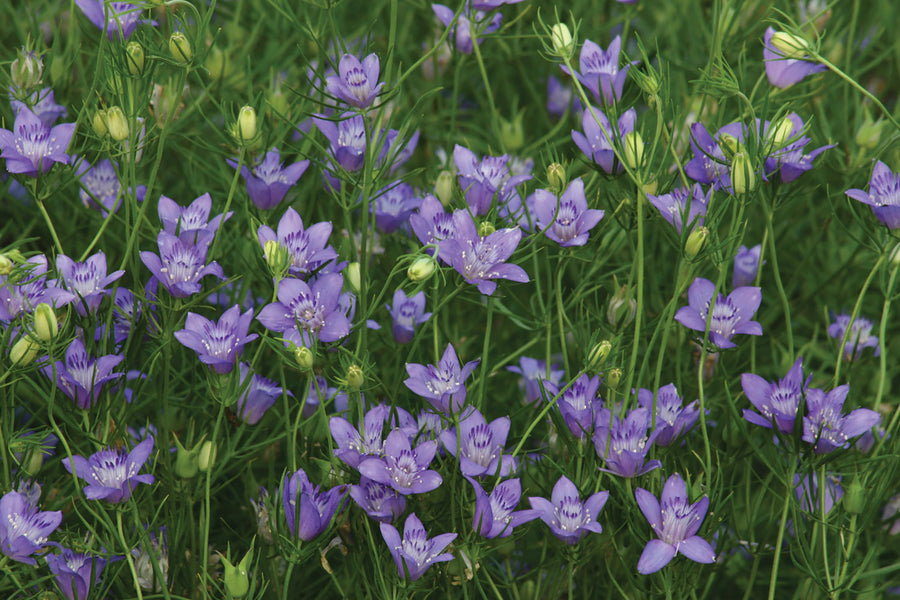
[719,133,741,158]
[106,106,130,142]
[11,48,43,90]
[237,105,257,144]
[607,285,636,329]
[346,364,364,390]
[685,226,709,259]
[499,112,525,151]
[550,24,575,59]
[434,170,454,206]
[606,368,621,389]
[890,243,900,267]
[478,221,496,237]
[221,548,253,598]
[126,41,145,76]
[346,262,361,294]
[10,336,39,367]
[92,110,108,138]
[206,46,226,80]
[33,303,58,341]
[173,435,200,479]
[586,340,611,372]
[730,151,756,195]
[407,257,435,282]
[770,31,809,59]
[294,345,314,371]
[264,240,291,280]
[169,32,193,64]
[622,131,645,171]
[856,113,885,150]
[198,441,216,472]
[844,476,865,515]
[546,162,566,193]
[0,254,13,276]
[768,117,794,149]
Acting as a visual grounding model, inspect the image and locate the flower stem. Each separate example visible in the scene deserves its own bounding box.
[117,509,145,600]
[762,201,794,358]
[833,253,885,386]
[768,461,797,600]
[873,260,899,413]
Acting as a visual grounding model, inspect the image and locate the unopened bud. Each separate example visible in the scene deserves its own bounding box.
[719,133,741,158]
[169,32,193,64]
[550,24,575,59]
[294,346,314,371]
[434,171,454,206]
[221,547,253,598]
[346,262,361,294]
[206,46,226,80]
[606,368,621,389]
[586,340,611,372]
[264,240,291,280]
[11,48,43,90]
[33,303,58,341]
[890,243,900,266]
[92,110,108,138]
[198,441,216,472]
[173,435,200,479]
[730,151,756,195]
[770,31,810,59]
[478,221,496,237]
[769,117,795,149]
[237,105,258,144]
[126,41,145,76]
[546,162,566,193]
[499,112,525,151]
[685,226,709,259]
[346,364,364,390]
[10,336,40,367]
[106,106,129,142]
[622,131,645,171]
[844,476,866,515]
[607,286,636,329]
[407,257,435,282]
[856,114,885,150]
[0,254,13,276]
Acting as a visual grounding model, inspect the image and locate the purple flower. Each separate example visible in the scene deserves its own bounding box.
[55,251,124,317]
[647,184,711,235]
[0,489,62,565]
[46,547,111,600]
[674,277,763,350]
[828,314,880,360]
[572,106,636,174]
[350,477,406,523]
[802,386,880,454]
[10,87,68,127]
[387,289,431,344]
[174,305,257,374]
[440,213,529,295]
[229,148,309,210]
[528,475,609,545]
[235,363,288,424]
[281,468,346,541]
[732,244,762,288]
[75,0,146,40]
[359,429,442,495]
[140,231,225,298]
[404,343,480,414]
[763,27,826,89]
[377,128,420,175]
[409,194,460,250]
[302,375,348,417]
[684,121,743,190]
[453,144,531,216]
[62,436,155,503]
[507,356,565,404]
[547,373,602,439]
[158,192,231,245]
[741,357,810,434]
[532,178,604,246]
[0,105,75,176]
[330,404,392,469]
[42,338,124,410]
[795,471,842,514]
[257,208,338,278]
[469,477,538,538]
[380,513,456,580]
[76,158,146,215]
[432,4,502,55]
[635,473,716,574]
[637,384,700,447]
[313,112,367,173]
[761,113,834,183]
[373,181,422,233]
[565,36,633,105]
[593,406,661,478]
[547,75,574,118]
[0,255,75,322]
[326,53,384,109]
[256,273,350,346]
[441,408,516,477]
[846,160,900,229]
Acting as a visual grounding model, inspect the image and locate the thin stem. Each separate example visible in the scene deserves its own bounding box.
[117,510,145,600]
[762,202,794,358]
[873,261,899,412]
[833,253,885,386]
[768,461,797,600]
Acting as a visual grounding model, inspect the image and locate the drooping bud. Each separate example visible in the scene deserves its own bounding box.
[126,41,145,76]
[33,303,58,341]
[478,221,496,237]
[92,110,108,138]
[346,262,361,294]
[10,336,40,367]
[730,151,756,195]
[106,106,130,142]
[546,162,566,193]
[407,257,435,282]
[586,340,612,372]
[198,441,216,472]
[770,31,810,59]
[294,346,314,371]
[499,112,525,151]
[622,131,645,171]
[169,32,193,64]
[221,546,253,598]
[173,434,201,479]
[685,226,710,259]
[237,105,258,144]
[434,170,454,206]
[550,24,575,60]
[606,368,621,389]
[346,364,364,390]
[768,117,795,149]
[11,48,43,90]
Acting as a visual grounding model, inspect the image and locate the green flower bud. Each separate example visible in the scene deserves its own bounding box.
[499,112,525,151]
[105,106,130,142]
[407,257,435,282]
[237,105,258,143]
[586,340,611,372]
[606,368,622,389]
[125,41,145,76]
[33,303,58,341]
[719,133,741,158]
[10,336,39,367]
[622,131,645,171]
[11,48,43,90]
[856,113,885,150]
[346,262,361,294]
[478,221,496,237]
[173,434,201,479]
[434,170,454,206]
[0,254,13,276]
[221,547,253,598]
[169,32,193,64]
[770,31,809,60]
[206,46,226,80]
[890,243,900,267]
[546,162,566,193]
[768,117,795,149]
[607,285,636,329]
[294,346,314,371]
[346,364,365,390]
[730,151,756,195]
[685,226,709,259]
[550,24,575,60]
[198,441,216,472]
[844,477,865,515]
[264,240,291,281]
[92,110,108,138]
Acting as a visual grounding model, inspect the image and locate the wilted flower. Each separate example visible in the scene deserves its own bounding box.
[229,148,309,210]
[637,384,700,446]
[742,357,810,434]
[45,547,111,600]
[0,105,75,176]
[326,53,384,109]
[674,277,763,350]
[350,477,406,523]
[763,27,826,89]
[132,527,168,592]
[732,244,762,288]
[0,488,62,565]
[256,273,350,346]
[359,429,442,495]
[572,106,636,174]
[469,477,538,538]
[593,406,661,478]
[802,386,880,454]
[281,468,346,540]
[380,512,456,580]
[532,178,605,247]
[386,289,431,344]
[62,436,155,503]
[42,338,124,409]
[634,473,715,574]
[174,305,257,374]
[441,408,516,477]
[828,314,880,360]
[140,231,225,298]
[257,208,339,278]
[55,251,124,316]
[647,184,711,235]
[528,475,609,545]
[846,160,900,229]
[404,343,480,414]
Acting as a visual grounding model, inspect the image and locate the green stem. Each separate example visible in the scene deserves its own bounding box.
[833,253,885,386]
[762,202,794,358]
[768,462,797,600]
[118,510,145,600]
[555,255,571,377]
[36,198,64,255]
[209,148,244,259]
[624,184,645,402]
[478,297,494,412]
[873,261,899,413]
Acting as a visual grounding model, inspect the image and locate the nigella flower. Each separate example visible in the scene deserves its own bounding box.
[592,406,661,478]
[0,255,75,322]
[132,527,168,592]
[637,384,700,447]
[453,145,532,216]
[732,244,762,288]
[330,404,391,469]
[828,314,880,361]
[634,473,716,574]
[140,231,225,299]
[256,273,350,346]
[846,160,900,229]
[763,27,826,89]
[326,53,384,109]
[528,475,609,545]
[235,363,289,425]
[62,436,155,503]
[10,87,68,127]
[760,113,834,183]
[563,36,634,106]
[55,251,124,317]
[507,356,565,404]
[76,158,146,215]
[0,105,75,176]
[468,477,538,538]
[387,289,431,344]
[350,477,406,523]
[380,512,456,581]
[440,407,516,477]
[674,277,762,350]
[572,106,636,174]
[795,471,842,514]
[432,4,502,55]
[158,192,231,245]
[404,343,480,414]
[409,195,460,251]
[741,357,811,434]
[228,148,309,210]
[440,212,529,295]
[802,386,880,454]
[281,468,346,540]
[46,547,111,600]
[75,0,146,40]
[0,489,62,565]
[532,178,605,247]
[257,208,338,278]
[546,373,602,439]
[647,184,711,235]
[359,429,442,495]
[42,338,124,410]
[174,305,257,374]
[373,181,422,233]
[313,112,367,173]
[684,121,744,190]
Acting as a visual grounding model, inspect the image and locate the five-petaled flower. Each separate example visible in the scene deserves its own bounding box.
[440,212,529,295]
[174,305,258,374]
[55,251,125,317]
[281,468,346,541]
[0,105,75,176]
[674,277,762,350]
[742,357,810,434]
[62,436,156,503]
[634,473,716,574]
[468,477,538,538]
[827,314,880,361]
[532,178,605,247]
[387,289,431,344]
[405,343,480,414]
[572,106,636,175]
[326,53,384,109]
[441,407,516,477]
[637,384,700,447]
[229,148,309,210]
[0,488,63,565]
[563,36,634,106]
[528,475,609,545]
[257,208,338,278]
[593,405,661,478]
[140,231,225,299]
[45,547,111,600]
[256,273,350,347]
[380,512,456,580]
[647,184,711,235]
[42,338,124,410]
[846,160,900,229]
[359,429,443,495]
[802,386,880,454]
